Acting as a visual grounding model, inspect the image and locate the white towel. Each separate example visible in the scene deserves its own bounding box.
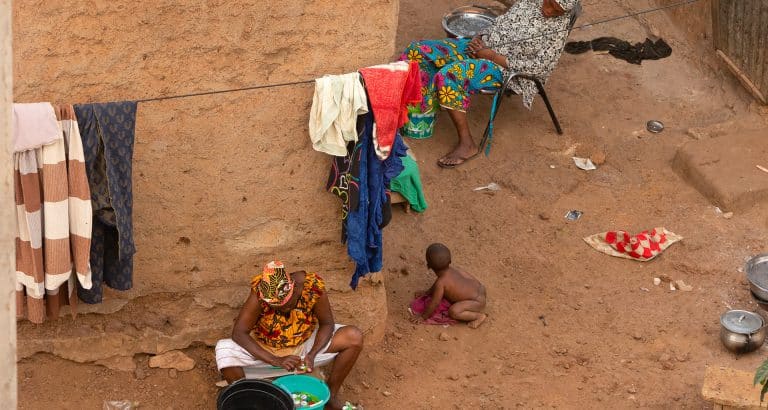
[12,103,61,153]
[309,73,368,156]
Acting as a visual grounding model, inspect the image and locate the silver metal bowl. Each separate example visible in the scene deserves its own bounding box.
[442,5,497,39]
[720,310,766,354]
[747,254,768,301]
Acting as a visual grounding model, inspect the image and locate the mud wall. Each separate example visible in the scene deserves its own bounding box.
[655,0,713,43]
[1,0,18,404]
[12,0,399,342]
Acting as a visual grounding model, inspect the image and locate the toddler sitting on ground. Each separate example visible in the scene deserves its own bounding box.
[410,243,487,328]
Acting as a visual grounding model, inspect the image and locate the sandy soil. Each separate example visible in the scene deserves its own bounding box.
[18,0,768,408]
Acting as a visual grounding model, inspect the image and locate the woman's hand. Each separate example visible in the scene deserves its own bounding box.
[272,355,302,371]
[542,0,565,17]
[302,352,317,373]
[466,36,486,58]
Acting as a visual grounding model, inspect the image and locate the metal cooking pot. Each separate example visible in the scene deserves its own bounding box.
[720,310,766,354]
[746,254,768,300]
[442,5,497,39]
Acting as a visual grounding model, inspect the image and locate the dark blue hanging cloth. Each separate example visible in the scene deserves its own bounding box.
[327,112,405,289]
[74,101,138,303]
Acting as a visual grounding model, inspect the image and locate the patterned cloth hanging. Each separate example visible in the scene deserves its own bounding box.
[583,227,682,261]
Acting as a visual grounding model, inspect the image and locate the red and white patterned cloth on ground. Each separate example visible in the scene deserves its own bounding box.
[583,227,682,261]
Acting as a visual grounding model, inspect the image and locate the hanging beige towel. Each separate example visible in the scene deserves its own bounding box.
[309,72,368,156]
[12,102,61,152]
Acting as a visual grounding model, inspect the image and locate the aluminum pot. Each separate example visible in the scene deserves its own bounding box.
[720,310,766,354]
[746,254,768,301]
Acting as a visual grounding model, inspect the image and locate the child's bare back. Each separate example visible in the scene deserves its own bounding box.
[416,243,487,329]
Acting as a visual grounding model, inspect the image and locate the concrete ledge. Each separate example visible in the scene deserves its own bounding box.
[702,366,768,409]
[673,130,768,212]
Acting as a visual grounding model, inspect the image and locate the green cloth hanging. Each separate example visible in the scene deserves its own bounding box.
[390,154,428,213]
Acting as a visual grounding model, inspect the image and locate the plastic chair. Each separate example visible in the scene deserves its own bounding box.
[478,2,582,154]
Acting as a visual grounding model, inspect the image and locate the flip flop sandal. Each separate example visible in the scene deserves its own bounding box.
[437,152,479,169]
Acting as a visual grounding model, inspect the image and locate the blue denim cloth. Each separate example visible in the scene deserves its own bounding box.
[337,113,405,289]
[74,101,137,303]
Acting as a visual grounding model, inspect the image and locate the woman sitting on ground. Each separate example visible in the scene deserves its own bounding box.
[215,261,363,410]
[402,0,579,168]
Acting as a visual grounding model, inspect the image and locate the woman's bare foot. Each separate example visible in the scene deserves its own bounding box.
[468,313,487,329]
[437,140,479,168]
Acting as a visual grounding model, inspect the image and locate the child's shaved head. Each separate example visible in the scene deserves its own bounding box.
[426,243,451,271]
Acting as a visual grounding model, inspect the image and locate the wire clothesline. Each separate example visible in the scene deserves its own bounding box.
[133,0,700,104]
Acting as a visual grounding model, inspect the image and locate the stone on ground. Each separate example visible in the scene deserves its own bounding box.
[149,350,196,371]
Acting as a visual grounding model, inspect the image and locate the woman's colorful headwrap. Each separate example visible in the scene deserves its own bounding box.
[257,261,295,306]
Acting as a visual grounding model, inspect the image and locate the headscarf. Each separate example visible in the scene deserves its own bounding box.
[256,261,295,306]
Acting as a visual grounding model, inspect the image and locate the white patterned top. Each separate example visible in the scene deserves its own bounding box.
[482,0,579,108]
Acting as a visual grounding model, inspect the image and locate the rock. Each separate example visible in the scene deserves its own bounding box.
[439,332,450,341]
[96,355,137,372]
[553,347,568,355]
[659,353,675,370]
[627,385,638,394]
[675,280,694,292]
[653,277,661,286]
[686,127,709,140]
[632,332,643,341]
[134,367,146,380]
[399,253,407,260]
[538,212,551,221]
[590,151,607,165]
[168,368,178,379]
[382,391,392,397]
[669,282,676,291]
[362,381,371,389]
[449,374,460,381]
[392,332,403,339]
[215,380,228,387]
[723,212,734,219]
[148,350,196,371]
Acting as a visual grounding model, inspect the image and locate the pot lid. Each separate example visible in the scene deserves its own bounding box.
[721,310,764,334]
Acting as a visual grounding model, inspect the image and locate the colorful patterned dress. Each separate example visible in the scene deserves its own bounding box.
[401,38,504,113]
[250,272,326,349]
[401,0,579,113]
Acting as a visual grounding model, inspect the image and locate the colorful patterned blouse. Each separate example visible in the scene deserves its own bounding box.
[250,272,326,349]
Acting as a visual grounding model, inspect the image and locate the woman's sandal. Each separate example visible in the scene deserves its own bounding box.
[436,151,480,169]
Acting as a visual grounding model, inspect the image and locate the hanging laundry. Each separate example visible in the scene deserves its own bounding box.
[359,61,422,160]
[74,101,138,304]
[12,103,61,152]
[309,72,369,156]
[390,151,428,213]
[13,103,92,323]
[564,37,672,65]
[328,112,406,289]
[583,227,682,261]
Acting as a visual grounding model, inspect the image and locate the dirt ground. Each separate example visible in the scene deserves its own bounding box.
[17,0,768,408]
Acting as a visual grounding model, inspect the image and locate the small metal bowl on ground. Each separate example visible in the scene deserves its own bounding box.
[751,290,768,311]
[720,309,766,354]
[747,254,768,300]
[442,5,497,39]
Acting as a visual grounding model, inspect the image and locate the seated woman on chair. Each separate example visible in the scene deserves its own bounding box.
[215,261,363,410]
[402,0,579,168]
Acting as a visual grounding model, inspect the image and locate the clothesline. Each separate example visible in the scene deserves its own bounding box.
[122,0,698,105]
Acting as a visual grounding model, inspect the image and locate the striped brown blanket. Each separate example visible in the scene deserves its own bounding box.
[14,104,92,323]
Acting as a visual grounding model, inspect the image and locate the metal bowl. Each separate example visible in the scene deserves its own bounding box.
[720,310,766,354]
[751,290,768,311]
[746,254,768,301]
[442,5,497,39]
